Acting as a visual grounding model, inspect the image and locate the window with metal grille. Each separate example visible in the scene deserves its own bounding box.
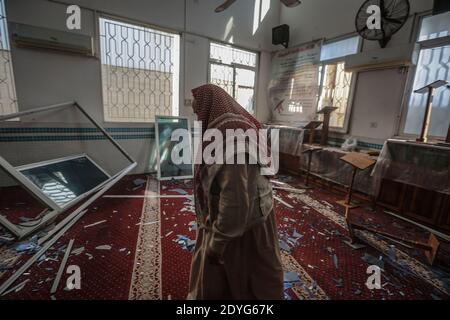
[402,12,450,138]
[317,62,354,128]
[99,17,180,123]
[209,42,258,114]
[317,36,360,129]
[0,0,18,117]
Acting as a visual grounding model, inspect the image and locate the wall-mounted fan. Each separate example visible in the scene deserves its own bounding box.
[215,0,301,13]
[355,0,410,48]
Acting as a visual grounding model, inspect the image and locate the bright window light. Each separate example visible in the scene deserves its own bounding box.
[320,36,361,62]
[99,17,180,122]
[0,0,19,118]
[209,42,258,113]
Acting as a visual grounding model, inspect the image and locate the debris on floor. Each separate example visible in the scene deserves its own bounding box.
[274,196,293,209]
[279,240,292,254]
[1,279,30,297]
[95,245,112,250]
[174,235,196,252]
[361,253,385,269]
[71,247,85,256]
[132,178,147,190]
[188,221,197,232]
[272,186,305,194]
[170,188,189,195]
[1,175,449,301]
[84,220,107,229]
[14,235,40,253]
[0,235,15,245]
[284,271,301,284]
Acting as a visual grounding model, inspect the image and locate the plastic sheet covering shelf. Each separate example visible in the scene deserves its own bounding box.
[371,139,450,196]
[265,124,305,156]
[299,145,377,195]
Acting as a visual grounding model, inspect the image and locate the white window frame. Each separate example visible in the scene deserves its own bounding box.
[0,0,19,119]
[98,14,180,123]
[207,41,259,114]
[398,14,450,139]
[317,36,361,133]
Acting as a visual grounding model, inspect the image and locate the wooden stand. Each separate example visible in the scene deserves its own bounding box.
[301,146,323,188]
[337,152,376,209]
[414,80,448,143]
[337,153,376,244]
[303,121,323,144]
[317,106,338,146]
[337,153,441,265]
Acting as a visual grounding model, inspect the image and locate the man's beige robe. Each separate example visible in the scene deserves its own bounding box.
[188,164,283,300]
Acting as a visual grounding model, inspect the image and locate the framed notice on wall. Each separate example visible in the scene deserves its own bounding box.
[268,41,321,124]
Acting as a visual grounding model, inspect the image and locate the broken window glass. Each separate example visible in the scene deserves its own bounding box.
[18,155,109,206]
[156,116,193,180]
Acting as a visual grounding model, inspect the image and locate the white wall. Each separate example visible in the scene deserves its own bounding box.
[6,0,280,120]
[278,0,435,145]
[186,0,279,51]
[280,0,433,49]
[182,33,209,121]
[349,68,408,142]
[255,51,272,122]
[2,0,281,175]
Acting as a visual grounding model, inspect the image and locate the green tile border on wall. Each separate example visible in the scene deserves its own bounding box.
[325,137,383,150]
[0,127,384,149]
[0,127,153,134]
[0,134,154,142]
[0,127,155,142]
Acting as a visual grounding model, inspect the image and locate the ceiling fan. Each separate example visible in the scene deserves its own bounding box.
[215,0,301,13]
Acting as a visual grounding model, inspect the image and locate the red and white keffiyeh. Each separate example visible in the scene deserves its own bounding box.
[191,84,269,216]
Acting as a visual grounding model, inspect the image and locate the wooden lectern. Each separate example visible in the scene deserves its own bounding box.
[303,121,323,144]
[414,80,448,143]
[317,106,338,146]
[337,152,376,209]
[301,145,323,188]
[298,121,323,188]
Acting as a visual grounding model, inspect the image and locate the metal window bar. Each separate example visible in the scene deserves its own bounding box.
[404,44,450,137]
[99,17,179,123]
[0,0,19,118]
[208,43,258,113]
[317,62,353,128]
[210,42,257,67]
[0,101,137,239]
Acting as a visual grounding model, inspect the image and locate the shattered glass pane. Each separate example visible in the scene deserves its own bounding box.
[18,156,109,206]
[156,116,193,179]
[0,166,47,225]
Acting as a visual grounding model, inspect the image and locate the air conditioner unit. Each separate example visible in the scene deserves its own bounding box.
[10,23,94,57]
[344,43,419,72]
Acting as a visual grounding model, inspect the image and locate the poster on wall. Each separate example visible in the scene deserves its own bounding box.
[268,41,321,125]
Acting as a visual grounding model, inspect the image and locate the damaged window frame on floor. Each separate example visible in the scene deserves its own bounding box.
[0,101,137,239]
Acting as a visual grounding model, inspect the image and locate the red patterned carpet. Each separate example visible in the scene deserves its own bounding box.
[0,186,47,225]
[0,175,147,300]
[1,174,449,300]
